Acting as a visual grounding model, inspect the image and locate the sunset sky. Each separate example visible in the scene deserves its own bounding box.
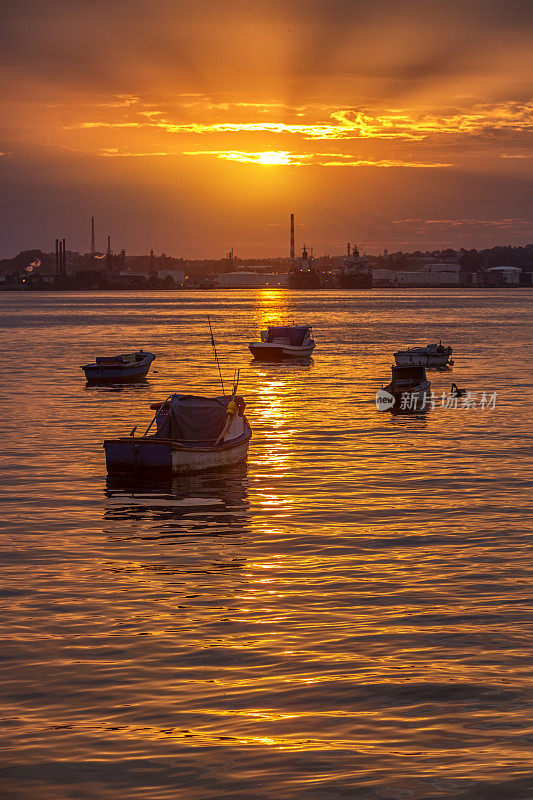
[1,0,532,257]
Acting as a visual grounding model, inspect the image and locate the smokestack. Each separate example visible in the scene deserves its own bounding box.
[290,213,295,260]
[55,238,66,277]
[90,216,95,255]
[107,235,111,254]
[347,243,351,256]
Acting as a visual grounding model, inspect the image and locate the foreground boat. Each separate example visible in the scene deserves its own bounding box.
[382,365,431,413]
[104,393,252,474]
[249,324,315,360]
[394,342,453,369]
[82,350,155,383]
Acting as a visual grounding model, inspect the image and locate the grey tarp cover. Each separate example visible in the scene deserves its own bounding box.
[391,366,426,381]
[155,395,238,444]
[266,326,307,346]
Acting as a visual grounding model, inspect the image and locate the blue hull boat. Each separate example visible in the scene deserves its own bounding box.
[81,350,155,384]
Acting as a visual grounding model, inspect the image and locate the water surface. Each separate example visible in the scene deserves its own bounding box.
[0,289,532,799]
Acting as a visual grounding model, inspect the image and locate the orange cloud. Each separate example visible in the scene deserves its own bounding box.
[71,101,533,142]
[318,159,452,167]
[392,217,533,228]
[97,94,140,109]
[183,150,312,165]
[100,147,172,157]
[183,150,453,168]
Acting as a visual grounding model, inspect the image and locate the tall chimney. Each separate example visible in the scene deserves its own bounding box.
[347,242,351,256]
[106,236,112,271]
[55,239,59,273]
[62,238,66,275]
[90,216,95,255]
[290,213,295,260]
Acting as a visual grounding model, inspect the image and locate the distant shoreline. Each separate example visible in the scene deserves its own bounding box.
[1,285,530,293]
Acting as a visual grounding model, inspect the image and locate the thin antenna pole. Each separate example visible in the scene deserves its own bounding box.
[207,315,225,395]
[290,213,295,260]
[232,368,240,396]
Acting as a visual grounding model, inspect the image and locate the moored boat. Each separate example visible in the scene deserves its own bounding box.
[249,324,315,360]
[394,342,453,369]
[381,365,431,413]
[104,393,252,474]
[82,350,155,383]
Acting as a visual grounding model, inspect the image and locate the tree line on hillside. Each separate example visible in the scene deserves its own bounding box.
[374,245,533,272]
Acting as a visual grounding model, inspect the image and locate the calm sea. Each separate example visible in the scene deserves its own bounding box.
[0,289,532,800]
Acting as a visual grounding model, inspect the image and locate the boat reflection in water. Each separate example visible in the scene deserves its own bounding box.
[249,355,314,370]
[85,381,150,392]
[104,463,250,549]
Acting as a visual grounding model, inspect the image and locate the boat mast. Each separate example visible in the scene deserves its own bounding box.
[207,315,225,395]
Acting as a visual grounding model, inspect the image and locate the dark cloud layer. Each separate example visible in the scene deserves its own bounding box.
[2,0,531,98]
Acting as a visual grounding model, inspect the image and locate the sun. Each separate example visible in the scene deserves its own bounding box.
[256,151,291,165]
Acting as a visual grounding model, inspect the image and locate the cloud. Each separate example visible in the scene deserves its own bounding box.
[97,94,140,108]
[100,148,172,157]
[317,158,452,168]
[391,217,533,229]
[183,150,453,167]
[70,101,533,142]
[184,150,310,165]
[1,1,531,117]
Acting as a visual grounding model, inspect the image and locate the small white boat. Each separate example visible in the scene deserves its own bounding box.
[104,393,252,474]
[394,342,453,369]
[82,350,155,383]
[381,365,431,413]
[249,324,315,360]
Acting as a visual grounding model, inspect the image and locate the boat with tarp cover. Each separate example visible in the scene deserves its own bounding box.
[81,350,155,383]
[383,365,431,413]
[104,393,252,474]
[249,324,315,360]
